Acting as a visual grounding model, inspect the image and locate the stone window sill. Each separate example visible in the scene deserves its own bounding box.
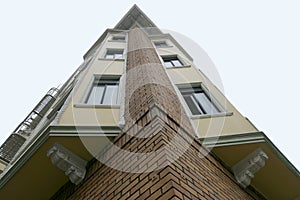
[74,104,120,109]
[190,111,233,119]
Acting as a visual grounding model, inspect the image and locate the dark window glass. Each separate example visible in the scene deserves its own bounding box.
[161,56,183,68]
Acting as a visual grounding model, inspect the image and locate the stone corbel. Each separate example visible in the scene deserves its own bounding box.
[47,143,87,185]
[232,148,268,188]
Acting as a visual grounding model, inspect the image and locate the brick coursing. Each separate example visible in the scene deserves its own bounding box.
[51,28,263,199]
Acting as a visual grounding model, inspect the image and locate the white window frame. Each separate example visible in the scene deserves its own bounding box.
[178,83,224,116]
[104,49,124,59]
[85,76,120,105]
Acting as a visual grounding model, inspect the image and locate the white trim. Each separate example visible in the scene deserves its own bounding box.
[97,58,125,61]
[118,32,128,129]
[165,65,191,69]
[74,103,120,109]
[190,111,233,119]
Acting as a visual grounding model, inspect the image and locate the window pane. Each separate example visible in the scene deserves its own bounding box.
[154,41,167,47]
[162,56,183,68]
[172,60,182,67]
[164,61,173,68]
[112,36,125,40]
[102,85,118,104]
[87,85,104,104]
[106,49,124,59]
[183,95,202,115]
[105,54,114,59]
[194,93,219,114]
[114,54,124,59]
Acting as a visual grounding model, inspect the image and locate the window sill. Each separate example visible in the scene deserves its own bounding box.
[165,65,191,69]
[98,58,125,61]
[190,111,233,119]
[74,104,120,109]
[156,45,173,48]
[108,40,126,43]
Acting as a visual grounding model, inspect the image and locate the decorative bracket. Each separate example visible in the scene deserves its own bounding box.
[232,148,268,188]
[47,143,87,185]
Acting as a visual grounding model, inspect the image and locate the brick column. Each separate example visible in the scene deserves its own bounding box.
[124,28,195,135]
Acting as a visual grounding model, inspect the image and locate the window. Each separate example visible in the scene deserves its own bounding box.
[105,49,124,59]
[154,41,168,48]
[112,35,125,41]
[161,56,183,68]
[86,77,119,105]
[179,85,220,115]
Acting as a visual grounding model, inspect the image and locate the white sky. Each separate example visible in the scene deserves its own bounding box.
[0,1,299,171]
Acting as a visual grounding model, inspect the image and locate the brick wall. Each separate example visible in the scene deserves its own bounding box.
[51,28,262,199]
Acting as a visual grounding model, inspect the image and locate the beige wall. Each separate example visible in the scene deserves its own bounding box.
[59,32,126,126]
[158,37,257,137]
[58,30,257,137]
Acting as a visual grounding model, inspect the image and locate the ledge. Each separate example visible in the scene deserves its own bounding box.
[74,104,120,109]
[165,65,192,69]
[191,111,233,119]
[48,125,120,137]
[97,58,125,61]
[155,45,173,49]
[107,40,126,43]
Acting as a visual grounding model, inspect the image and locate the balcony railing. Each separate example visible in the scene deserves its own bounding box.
[0,87,59,164]
[14,87,59,136]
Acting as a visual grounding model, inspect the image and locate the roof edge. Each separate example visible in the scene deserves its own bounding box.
[114,4,158,30]
[201,131,300,178]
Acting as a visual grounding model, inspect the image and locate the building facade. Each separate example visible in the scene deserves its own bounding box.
[0,5,299,199]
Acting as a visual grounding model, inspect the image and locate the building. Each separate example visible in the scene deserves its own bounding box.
[0,4,299,199]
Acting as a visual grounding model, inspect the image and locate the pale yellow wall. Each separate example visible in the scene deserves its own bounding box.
[60,106,120,126]
[156,42,192,65]
[59,32,126,126]
[153,36,258,138]
[59,31,257,137]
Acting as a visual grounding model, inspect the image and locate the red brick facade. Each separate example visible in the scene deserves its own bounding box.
[51,29,262,199]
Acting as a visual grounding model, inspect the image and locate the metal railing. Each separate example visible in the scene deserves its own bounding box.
[0,87,59,164]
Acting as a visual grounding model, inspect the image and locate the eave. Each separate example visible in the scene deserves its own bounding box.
[201,132,300,199]
[114,4,159,31]
[0,126,118,199]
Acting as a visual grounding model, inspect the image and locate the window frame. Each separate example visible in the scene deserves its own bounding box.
[104,49,124,60]
[111,35,126,41]
[154,40,169,48]
[161,55,184,68]
[85,76,120,106]
[178,83,225,117]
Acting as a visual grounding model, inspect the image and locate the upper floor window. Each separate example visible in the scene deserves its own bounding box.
[154,41,168,48]
[161,56,183,68]
[86,77,119,105]
[112,35,125,41]
[179,85,220,115]
[105,49,124,59]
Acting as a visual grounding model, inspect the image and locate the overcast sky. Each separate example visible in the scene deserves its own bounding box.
[0,1,299,170]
